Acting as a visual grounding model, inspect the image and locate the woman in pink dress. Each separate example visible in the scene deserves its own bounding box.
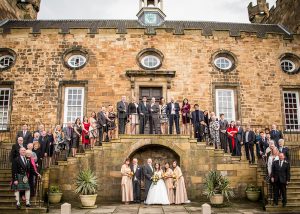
[164,162,175,204]
[121,158,133,204]
[181,98,191,135]
[173,161,188,204]
[82,116,90,149]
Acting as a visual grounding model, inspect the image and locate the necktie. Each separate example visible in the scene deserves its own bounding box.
[23,157,26,165]
[23,131,26,137]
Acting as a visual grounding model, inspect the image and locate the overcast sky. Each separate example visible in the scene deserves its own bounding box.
[38,0,277,23]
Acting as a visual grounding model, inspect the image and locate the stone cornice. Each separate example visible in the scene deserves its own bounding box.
[125,70,176,78]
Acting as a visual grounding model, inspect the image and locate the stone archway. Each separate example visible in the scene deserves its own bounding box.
[129,144,180,166]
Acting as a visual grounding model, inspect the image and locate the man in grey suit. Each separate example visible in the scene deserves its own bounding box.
[219,114,229,153]
[143,158,154,201]
[236,121,244,156]
[149,97,161,134]
[117,96,128,135]
[63,122,73,159]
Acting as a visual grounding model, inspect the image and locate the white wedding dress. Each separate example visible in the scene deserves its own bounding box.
[145,170,170,205]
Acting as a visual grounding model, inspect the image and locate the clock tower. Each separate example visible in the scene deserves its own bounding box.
[137,0,166,26]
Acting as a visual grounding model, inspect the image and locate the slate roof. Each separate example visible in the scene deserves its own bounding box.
[0,19,293,39]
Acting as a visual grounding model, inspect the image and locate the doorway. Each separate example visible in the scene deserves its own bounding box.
[139,87,163,103]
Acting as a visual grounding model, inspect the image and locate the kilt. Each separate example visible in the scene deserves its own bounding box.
[11,174,30,191]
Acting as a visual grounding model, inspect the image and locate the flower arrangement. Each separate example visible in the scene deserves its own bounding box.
[151,173,160,185]
[128,171,134,178]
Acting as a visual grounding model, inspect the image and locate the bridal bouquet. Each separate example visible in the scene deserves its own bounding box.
[151,174,160,185]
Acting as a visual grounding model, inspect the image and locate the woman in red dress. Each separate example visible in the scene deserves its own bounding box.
[181,98,191,135]
[82,116,90,149]
[226,121,238,156]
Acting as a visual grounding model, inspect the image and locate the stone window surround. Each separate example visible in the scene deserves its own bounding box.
[57,80,88,126]
[212,83,241,122]
[0,48,17,72]
[0,81,14,132]
[279,53,300,75]
[280,85,300,133]
[136,48,164,70]
[61,47,89,71]
[211,50,237,73]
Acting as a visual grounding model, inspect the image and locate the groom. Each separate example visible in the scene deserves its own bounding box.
[130,158,142,203]
[143,158,154,201]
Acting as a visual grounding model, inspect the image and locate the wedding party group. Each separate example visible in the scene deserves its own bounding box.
[121,158,189,205]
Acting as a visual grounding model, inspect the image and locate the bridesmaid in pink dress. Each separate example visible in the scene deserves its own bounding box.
[121,158,133,204]
[164,162,175,204]
[173,161,188,204]
[82,116,90,149]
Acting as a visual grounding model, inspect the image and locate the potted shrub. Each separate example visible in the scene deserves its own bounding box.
[245,184,261,202]
[75,169,98,208]
[203,171,234,205]
[48,185,63,204]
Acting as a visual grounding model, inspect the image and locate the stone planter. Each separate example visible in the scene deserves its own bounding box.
[79,194,97,208]
[210,194,224,205]
[246,191,260,202]
[48,192,62,204]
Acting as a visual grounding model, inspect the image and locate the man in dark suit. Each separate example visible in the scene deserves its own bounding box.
[278,139,289,161]
[243,125,256,164]
[166,97,180,134]
[97,106,107,146]
[117,96,128,135]
[10,137,25,162]
[191,104,205,142]
[130,158,143,203]
[15,124,32,148]
[236,121,244,156]
[11,147,40,209]
[143,158,154,201]
[271,153,290,207]
[270,124,283,148]
[149,97,161,134]
[38,131,49,159]
[259,131,269,157]
[138,96,150,134]
[219,114,229,153]
[63,122,73,159]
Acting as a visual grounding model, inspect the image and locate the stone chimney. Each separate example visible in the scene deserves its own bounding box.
[0,0,41,20]
[248,0,269,23]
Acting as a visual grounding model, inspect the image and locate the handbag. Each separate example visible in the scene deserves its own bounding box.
[85,135,89,140]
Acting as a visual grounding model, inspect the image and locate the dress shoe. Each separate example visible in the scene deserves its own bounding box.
[26,203,31,207]
[282,203,286,207]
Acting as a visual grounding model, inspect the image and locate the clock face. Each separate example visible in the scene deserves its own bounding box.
[144,13,158,25]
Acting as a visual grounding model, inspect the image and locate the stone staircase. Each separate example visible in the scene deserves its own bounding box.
[0,166,46,213]
[256,164,300,212]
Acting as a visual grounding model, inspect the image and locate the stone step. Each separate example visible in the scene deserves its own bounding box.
[287,186,300,192]
[0,177,12,182]
[0,169,11,173]
[0,173,12,179]
[0,206,47,214]
[0,193,15,200]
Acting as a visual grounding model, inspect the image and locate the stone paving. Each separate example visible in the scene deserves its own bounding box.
[48,201,270,214]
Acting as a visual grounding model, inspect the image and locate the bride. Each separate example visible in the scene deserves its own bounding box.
[145,163,170,205]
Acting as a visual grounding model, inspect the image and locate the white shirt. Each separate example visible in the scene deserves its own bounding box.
[268,155,279,175]
[171,103,175,114]
[245,131,249,142]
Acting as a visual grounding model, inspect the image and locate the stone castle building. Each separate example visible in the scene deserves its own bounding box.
[0,0,299,128]
[0,0,300,205]
[0,0,41,20]
[248,0,300,34]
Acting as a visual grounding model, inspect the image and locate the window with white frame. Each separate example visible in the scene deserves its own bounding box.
[214,57,233,70]
[67,55,87,68]
[283,91,300,130]
[141,55,161,69]
[64,87,84,124]
[216,89,235,122]
[0,88,11,130]
[0,55,14,69]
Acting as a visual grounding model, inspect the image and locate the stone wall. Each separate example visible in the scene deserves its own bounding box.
[0,0,40,20]
[47,136,257,203]
[0,29,300,126]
